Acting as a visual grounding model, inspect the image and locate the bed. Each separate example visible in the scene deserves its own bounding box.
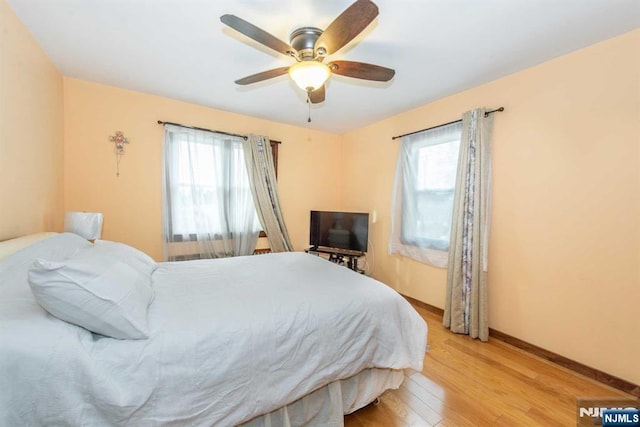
[0,232,427,426]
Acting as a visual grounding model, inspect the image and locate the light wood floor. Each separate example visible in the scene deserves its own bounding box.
[345,304,632,426]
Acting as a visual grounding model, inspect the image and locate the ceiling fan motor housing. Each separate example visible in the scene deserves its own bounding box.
[289,27,323,60]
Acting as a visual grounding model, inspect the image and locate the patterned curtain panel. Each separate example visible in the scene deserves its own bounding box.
[162,124,261,261]
[243,134,293,252]
[443,108,493,341]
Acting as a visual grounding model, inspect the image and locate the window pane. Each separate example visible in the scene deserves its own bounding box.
[414,189,455,249]
[400,123,461,251]
[171,184,223,235]
[416,140,460,191]
[167,133,260,236]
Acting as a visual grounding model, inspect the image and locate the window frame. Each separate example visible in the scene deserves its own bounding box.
[399,126,461,252]
[164,131,280,240]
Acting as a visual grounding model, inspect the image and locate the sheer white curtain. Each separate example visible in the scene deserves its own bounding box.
[443,108,493,341]
[242,134,293,252]
[389,122,463,267]
[162,124,261,261]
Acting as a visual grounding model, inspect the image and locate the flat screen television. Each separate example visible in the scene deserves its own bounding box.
[309,210,369,253]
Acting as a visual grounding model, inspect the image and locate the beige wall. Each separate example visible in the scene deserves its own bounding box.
[342,29,640,385]
[63,78,343,260]
[0,0,64,240]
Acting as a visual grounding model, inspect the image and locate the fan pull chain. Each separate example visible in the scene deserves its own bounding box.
[306,94,312,123]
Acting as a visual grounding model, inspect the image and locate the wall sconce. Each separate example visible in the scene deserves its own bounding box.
[64,212,103,241]
[108,131,130,177]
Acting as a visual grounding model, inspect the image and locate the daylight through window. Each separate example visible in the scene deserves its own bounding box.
[389,121,462,266]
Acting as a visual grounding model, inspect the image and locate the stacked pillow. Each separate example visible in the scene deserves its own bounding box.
[28,240,157,339]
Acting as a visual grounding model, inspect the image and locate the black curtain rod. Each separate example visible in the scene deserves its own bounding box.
[391,107,504,140]
[157,120,247,139]
[157,120,282,144]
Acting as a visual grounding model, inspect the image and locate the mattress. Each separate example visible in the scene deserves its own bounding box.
[0,233,427,426]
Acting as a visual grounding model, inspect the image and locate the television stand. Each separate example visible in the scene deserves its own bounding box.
[305,246,365,273]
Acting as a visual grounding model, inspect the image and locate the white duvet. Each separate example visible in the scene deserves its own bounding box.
[0,234,427,426]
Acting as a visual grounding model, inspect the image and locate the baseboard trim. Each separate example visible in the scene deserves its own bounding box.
[402,295,640,398]
[403,295,444,317]
[488,328,639,398]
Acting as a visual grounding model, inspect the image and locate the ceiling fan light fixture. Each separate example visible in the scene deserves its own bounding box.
[288,61,331,92]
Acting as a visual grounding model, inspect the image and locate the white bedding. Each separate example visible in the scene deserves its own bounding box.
[0,233,427,426]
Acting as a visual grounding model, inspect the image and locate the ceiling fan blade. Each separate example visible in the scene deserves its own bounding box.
[221,14,294,57]
[308,85,326,104]
[314,0,379,55]
[329,60,395,82]
[234,67,290,85]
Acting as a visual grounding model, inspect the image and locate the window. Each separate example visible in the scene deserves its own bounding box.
[403,135,460,250]
[162,125,279,260]
[164,128,257,237]
[389,121,462,266]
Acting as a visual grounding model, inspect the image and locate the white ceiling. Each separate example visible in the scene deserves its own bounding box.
[6,0,639,134]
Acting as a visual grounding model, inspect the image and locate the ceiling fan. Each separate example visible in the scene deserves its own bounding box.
[220,0,395,104]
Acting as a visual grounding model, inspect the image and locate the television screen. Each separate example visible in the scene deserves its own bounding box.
[309,211,369,252]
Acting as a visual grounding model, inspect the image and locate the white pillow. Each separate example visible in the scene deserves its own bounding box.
[93,240,157,283]
[28,245,154,339]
